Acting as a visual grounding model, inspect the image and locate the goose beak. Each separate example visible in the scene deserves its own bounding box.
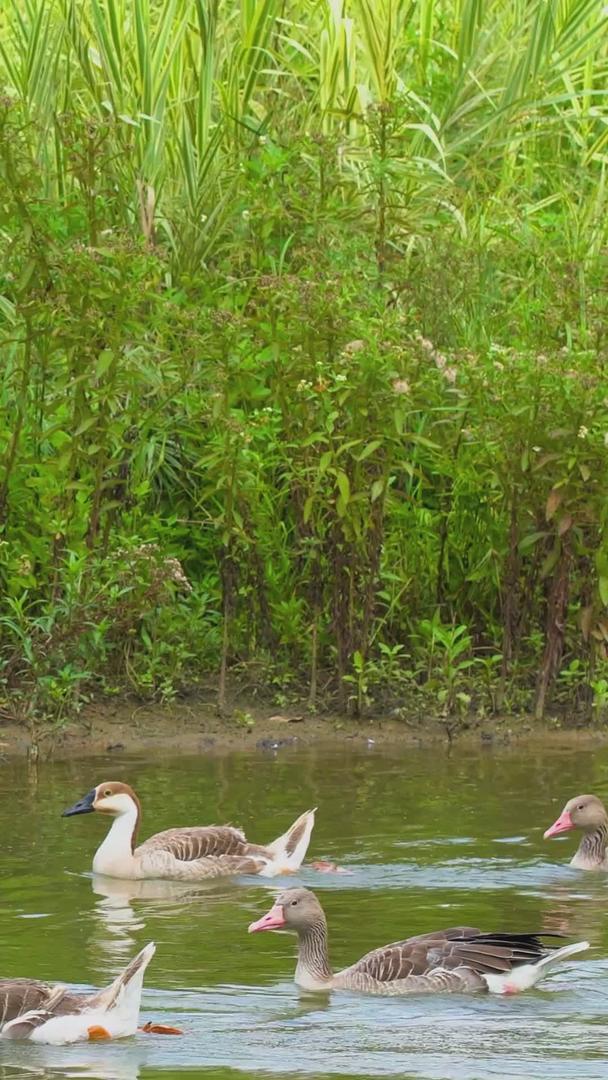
[248,904,286,933]
[62,788,96,817]
[544,810,574,839]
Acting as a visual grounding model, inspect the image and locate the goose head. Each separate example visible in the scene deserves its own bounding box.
[62,781,140,818]
[248,886,325,933]
[544,794,608,838]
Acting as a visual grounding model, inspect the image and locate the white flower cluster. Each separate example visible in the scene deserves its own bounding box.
[416,334,457,384]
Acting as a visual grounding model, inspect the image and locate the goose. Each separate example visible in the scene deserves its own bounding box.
[248,887,588,994]
[544,793,608,869]
[0,942,157,1043]
[63,781,315,880]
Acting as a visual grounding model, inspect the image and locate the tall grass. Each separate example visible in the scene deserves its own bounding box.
[0,0,607,725]
[2,0,606,258]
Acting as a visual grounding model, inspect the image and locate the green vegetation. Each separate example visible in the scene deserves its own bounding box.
[0,0,607,728]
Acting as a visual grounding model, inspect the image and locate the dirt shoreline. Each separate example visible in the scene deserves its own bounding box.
[1,697,607,760]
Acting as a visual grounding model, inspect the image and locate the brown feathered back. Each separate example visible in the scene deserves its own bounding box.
[351,929,555,982]
[137,825,268,862]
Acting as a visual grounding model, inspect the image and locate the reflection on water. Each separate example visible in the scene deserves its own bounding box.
[0,1047,142,1079]
[90,874,288,961]
[91,875,219,952]
[1,741,608,1080]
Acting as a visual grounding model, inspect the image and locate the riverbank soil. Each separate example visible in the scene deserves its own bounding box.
[1,695,605,759]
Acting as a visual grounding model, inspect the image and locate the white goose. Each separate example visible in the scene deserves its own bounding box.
[63,781,315,881]
[0,943,155,1044]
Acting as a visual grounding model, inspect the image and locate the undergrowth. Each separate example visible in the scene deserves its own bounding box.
[0,1,607,727]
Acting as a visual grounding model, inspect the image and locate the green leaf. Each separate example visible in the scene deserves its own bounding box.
[595,549,608,578]
[301,432,327,447]
[357,439,382,461]
[73,417,97,437]
[404,432,439,449]
[518,531,548,552]
[17,259,38,292]
[96,350,114,376]
[336,471,350,504]
[540,543,561,579]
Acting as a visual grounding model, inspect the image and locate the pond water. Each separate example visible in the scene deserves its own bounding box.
[0,739,607,1080]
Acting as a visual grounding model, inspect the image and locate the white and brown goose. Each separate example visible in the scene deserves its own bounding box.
[544,793,608,869]
[0,943,156,1044]
[248,887,588,995]
[63,781,315,881]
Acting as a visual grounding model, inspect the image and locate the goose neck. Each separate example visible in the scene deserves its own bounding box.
[92,801,140,876]
[295,918,333,990]
[577,821,608,866]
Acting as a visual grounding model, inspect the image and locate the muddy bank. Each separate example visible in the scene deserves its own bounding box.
[1,697,607,760]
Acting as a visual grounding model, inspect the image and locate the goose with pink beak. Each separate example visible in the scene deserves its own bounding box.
[544,794,608,870]
[247,887,588,995]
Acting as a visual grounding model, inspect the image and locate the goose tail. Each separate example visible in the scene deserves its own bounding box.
[90,941,156,1020]
[535,939,590,971]
[265,808,316,875]
[484,940,589,994]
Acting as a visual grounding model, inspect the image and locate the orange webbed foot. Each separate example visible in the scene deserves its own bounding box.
[88,1025,112,1040]
[309,860,352,874]
[139,1021,184,1035]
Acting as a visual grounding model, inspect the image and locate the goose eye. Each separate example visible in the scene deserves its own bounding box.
[290,899,298,907]
[103,789,113,797]
[577,804,584,811]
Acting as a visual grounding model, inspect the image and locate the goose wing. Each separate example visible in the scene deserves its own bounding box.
[349,928,555,982]
[344,926,479,982]
[136,825,266,863]
[426,931,556,974]
[0,980,73,1030]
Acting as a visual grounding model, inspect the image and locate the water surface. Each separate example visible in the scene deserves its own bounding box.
[1,740,607,1080]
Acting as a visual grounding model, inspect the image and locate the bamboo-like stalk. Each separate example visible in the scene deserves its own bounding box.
[0,0,603,239]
